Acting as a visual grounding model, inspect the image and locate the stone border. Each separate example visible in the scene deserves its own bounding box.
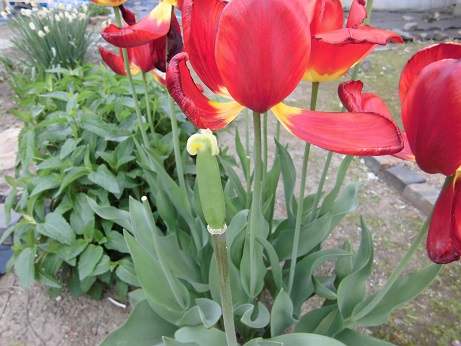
[363,156,439,216]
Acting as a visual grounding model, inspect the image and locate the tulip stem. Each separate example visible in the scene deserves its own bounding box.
[142,71,155,135]
[245,108,250,155]
[212,233,239,346]
[169,95,186,191]
[309,151,333,223]
[113,6,149,146]
[287,82,320,295]
[249,111,263,296]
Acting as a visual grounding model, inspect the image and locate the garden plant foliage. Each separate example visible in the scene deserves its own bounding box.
[0,0,457,345]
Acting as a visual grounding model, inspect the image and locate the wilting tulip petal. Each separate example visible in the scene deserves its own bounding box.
[346,0,367,28]
[399,42,461,101]
[402,59,461,176]
[167,53,244,130]
[315,25,403,45]
[339,80,414,161]
[427,174,461,264]
[102,2,172,48]
[119,5,136,25]
[271,103,403,156]
[90,0,126,6]
[98,45,127,76]
[299,0,343,36]
[182,0,229,97]
[215,0,311,114]
[151,70,166,87]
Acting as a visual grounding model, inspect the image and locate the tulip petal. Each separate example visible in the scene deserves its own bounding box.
[402,59,461,176]
[182,0,229,97]
[427,174,461,264]
[119,5,136,25]
[131,44,155,73]
[167,53,244,130]
[90,0,126,6]
[346,0,367,28]
[98,45,127,76]
[314,25,404,45]
[101,2,172,48]
[339,80,414,161]
[151,70,166,88]
[271,102,403,156]
[399,42,461,101]
[298,0,343,34]
[216,0,311,114]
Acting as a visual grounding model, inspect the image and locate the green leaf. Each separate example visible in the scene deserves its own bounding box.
[244,333,346,346]
[36,212,76,245]
[235,302,270,329]
[29,175,61,197]
[177,298,222,328]
[78,244,104,280]
[18,126,35,173]
[174,326,227,345]
[54,238,88,263]
[124,231,190,313]
[106,231,130,253]
[53,167,89,198]
[256,236,282,293]
[86,197,132,232]
[60,138,82,159]
[41,91,69,101]
[352,263,441,326]
[337,218,373,320]
[116,258,140,287]
[15,247,35,288]
[99,299,177,346]
[88,164,120,194]
[335,328,394,346]
[275,140,296,219]
[70,193,95,235]
[218,155,246,205]
[271,289,297,336]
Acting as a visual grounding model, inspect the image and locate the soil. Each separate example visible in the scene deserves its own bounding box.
[0,17,460,346]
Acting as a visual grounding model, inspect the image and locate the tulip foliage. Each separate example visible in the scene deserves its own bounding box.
[54,0,459,345]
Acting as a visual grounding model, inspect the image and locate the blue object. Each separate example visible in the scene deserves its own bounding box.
[0,244,13,275]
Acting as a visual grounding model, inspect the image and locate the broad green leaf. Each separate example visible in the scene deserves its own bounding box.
[177,298,222,328]
[125,231,190,312]
[18,126,35,173]
[78,244,104,280]
[15,247,35,288]
[29,175,60,197]
[337,219,373,320]
[88,164,120,194]
[244,333,346,346]
[70,193,95,235]
[174,325,227,345]
[35,267,62,289]
[54,238,88,263]
[116,258,140,287]
[87,197,132,232]
[218,155,246,205]
[53,167,89,198]
[235,302,270,329]
[59,138,82,159]
[256,236,282,293]
[106,231,130,253]
[235,128,250,183]
[352,263,441,327]
[99,299,177,346]
[271,289,297,336]
[36,212,76,245]
[163,337,197,346]
[40,91,69,101]
[93,254,111,276]
[330,182,362,230]
[335,328,394,346]
[295,305,337,333]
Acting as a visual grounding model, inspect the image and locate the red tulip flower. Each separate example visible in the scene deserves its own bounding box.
[90,0,127,6]
[166,0,403,156]
[98,4,183,86]
[340,42,461,264]
[301,0,404,82]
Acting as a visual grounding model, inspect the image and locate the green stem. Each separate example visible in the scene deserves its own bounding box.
[249,112,263,295]
[113,6,149,146]
[168,95,186,191]
[212,233,239,346]
[287,82,320,295]
[308,151,333,223]
[245,108,250,155]
[142,71,155,135]
[276,121,281,142]
[350,0,374,81]
[262,112,268,191]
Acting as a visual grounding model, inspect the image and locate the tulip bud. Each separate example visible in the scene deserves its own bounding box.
[187,129,226,232]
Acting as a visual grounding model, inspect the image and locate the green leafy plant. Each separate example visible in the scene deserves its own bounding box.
[0,63,194,299]
[5,2,95,69]
[87,2,111,17]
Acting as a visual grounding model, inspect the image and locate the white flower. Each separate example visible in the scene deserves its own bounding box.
[81,3,88,13]
[38,30,46,38]
[44,25,50,33]
[29,22,36,30]
[5,6,12,14]
[55,14,61,22]
[66,4,72,12]
[51,47,56,57]
[57,3,64,11]
[78,12,86,20]
[0,11,8,19]
[20,8,32,17]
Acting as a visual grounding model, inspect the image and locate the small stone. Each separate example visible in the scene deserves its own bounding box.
[377,164,426,192]
[0,128,21,171]
[402,15,414,21]
[403,22,418,31]
[433,30,449,41]
[402,183,439,216]
[390,28,414,41]
[0,203,21,231]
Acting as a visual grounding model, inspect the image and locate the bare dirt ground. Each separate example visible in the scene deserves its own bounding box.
[0,18,460,346]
